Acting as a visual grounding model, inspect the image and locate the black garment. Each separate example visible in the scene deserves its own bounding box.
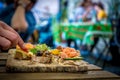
[90,37,99,53]
[67,39,77,49]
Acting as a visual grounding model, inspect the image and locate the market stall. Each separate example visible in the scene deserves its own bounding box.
[53,22,112,45]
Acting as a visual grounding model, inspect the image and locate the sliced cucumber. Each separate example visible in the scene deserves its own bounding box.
[64,57,83,60]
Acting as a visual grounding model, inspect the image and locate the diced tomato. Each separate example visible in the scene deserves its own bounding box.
[60,52,68,58]
[21,48,29,53]
[69,52,77,58]
[24,43,34,50]
[60,47,79,58]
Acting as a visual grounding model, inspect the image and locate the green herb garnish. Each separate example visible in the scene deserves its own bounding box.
[30,44,49,54]
[30,48,37,54]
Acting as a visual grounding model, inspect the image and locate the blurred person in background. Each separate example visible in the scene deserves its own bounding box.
[69,0,97,49]
[94,2,107,22]
[0,0,37,42]
[90,2,107,53]
[67,0,97,49]
[73,2,85,22]
[74,0,96,22]
[81,0,96,22]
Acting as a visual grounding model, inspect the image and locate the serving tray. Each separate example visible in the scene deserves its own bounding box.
[6,49,88,72]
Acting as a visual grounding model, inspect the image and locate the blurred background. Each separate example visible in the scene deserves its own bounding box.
[0,0,120,75]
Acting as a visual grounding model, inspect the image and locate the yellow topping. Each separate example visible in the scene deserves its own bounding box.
[16,45,21,50]
[50,49,60,55]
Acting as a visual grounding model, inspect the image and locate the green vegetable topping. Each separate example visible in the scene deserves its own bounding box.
[30,44,49,54]
[30,48,37,54]
[35,44,49,51]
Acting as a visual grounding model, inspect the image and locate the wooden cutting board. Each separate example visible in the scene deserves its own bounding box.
[6,49,88,72]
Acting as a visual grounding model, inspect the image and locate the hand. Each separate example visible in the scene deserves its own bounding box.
[0,21,25,50]
[18,0,31,8]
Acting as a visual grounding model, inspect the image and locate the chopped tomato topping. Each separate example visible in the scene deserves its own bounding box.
[59,47,79,58]
[24,43,34,50]
[16,43,34,53]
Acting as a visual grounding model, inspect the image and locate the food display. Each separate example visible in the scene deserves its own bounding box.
[6,43,88,72]
[14,43,83,65]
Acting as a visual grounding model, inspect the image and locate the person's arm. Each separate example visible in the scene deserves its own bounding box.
[0,21,25,50]
[11,5,28,32]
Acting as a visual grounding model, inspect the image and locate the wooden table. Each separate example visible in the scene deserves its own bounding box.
[0,52,120,80]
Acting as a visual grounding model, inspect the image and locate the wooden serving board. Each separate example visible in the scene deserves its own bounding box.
[6,49,88,72]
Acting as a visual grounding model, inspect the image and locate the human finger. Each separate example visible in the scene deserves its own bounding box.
[0,36,11,50]
[0,21,25,49]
